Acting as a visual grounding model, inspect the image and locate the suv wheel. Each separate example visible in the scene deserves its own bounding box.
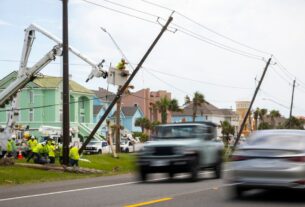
[189,158,199,182]
[98,149,102,154]
[168,172,175,179]
[214,159,222,179]
[139,170,147,182]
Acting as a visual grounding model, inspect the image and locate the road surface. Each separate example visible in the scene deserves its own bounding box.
[0,171,305,207]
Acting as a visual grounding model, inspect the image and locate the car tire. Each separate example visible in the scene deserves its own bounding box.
[232,186,244,199]
[168,172,175,179]
[189,158,199,182]
[126,148,129,153]
[139,170,147,182]
[214,160,222,179]
[98,149,102,154]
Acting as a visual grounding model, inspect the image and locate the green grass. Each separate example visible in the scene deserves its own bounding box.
[0,153,136,185]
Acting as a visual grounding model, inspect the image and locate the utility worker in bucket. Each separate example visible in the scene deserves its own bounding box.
[116,58,127,70]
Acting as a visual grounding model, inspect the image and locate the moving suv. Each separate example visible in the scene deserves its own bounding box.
[137,122,224,181]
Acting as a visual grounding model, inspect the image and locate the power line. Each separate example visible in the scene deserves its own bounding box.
[79,0,266,61]
[80,0,159,25]
[142,66,252,90]
[141,0,271,56]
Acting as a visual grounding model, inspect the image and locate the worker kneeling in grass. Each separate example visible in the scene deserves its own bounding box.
[69,144,80,169]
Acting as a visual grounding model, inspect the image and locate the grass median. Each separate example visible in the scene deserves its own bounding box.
[0,153,136,185]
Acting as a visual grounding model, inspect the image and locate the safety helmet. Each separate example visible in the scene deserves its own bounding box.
[31,135,35,139]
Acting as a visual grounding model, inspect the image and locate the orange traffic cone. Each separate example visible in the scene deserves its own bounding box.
[17,150,23,160]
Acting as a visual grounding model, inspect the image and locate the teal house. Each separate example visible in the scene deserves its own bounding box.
[0,71,98,141]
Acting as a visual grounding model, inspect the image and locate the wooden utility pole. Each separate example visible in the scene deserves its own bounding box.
[289,79,296,128]
[115,87,122,153]
[232,58,272,152]
[62,0,70,165]
[79,16,173,154]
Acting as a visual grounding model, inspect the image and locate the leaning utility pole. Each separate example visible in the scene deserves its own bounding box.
[79,16,173,154]
[231,58,272,152]
[289,79,296,128]
[62,0,70,165]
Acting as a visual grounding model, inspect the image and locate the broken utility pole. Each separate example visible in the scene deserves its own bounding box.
[231,58,272,153]
[79,16,173,154]
[289,79,296,128]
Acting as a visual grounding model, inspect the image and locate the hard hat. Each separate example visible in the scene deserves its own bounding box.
[24,132,30,138]
[11,134,16,139]
[51,141,56,145]
[31,135,35,139]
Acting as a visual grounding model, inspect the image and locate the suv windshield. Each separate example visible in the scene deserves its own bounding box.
[151,125,212,139]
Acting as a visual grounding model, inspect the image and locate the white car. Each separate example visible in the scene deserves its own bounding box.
[84,140,110,154]
[120,140,134,153]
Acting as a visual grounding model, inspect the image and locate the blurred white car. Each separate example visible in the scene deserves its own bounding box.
[230,130,305,197]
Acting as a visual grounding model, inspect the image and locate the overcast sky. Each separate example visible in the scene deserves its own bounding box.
[1,0,305,117]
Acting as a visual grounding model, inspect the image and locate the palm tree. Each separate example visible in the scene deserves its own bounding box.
[253,108,260,130]
[269,110,281,128]
[259,108,268,122]
[135,117,151,133]
[220,120,235,147]
[184,91,205,122]
[155,96,181,124]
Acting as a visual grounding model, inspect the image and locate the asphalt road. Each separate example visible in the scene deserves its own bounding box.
[1,171,305,207]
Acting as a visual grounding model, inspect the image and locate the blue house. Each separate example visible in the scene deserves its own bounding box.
[121,106,144,132]
[92,88,117,136]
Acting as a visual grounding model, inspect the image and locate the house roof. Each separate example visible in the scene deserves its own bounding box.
[172,102,237,117]
[92,87,116,101]
[122,106,138,116]
[0,71,93,94]
[93,105,103,115]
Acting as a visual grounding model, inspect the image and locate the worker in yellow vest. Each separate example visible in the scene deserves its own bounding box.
[48,141,56,164]
[26,136,38,162]
[69,144,80,168]
[116,58,127,70]
[6,138,13,157]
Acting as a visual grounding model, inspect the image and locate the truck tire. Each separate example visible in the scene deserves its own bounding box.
[214,159,222,179]
[98,149,102,154]
[189,157,199,182]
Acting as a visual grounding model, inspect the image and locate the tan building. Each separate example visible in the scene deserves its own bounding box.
[235,101,251,136]
[121,88,171,123]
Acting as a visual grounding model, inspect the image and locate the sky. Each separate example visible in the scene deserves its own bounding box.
[1,0,305,117]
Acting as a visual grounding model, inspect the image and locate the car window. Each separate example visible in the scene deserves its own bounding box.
[151,125,213,139]
[102,142,107,147]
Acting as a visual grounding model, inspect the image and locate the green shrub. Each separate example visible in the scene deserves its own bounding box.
[133,132,149,142]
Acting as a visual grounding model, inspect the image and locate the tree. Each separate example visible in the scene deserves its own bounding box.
[258,122,271,130]
[185,91,205,122]
[220,120,235,147]
[253,108,260,130]
[259,108,268,122]
[155,96,181,124]
[135,117,151,133]
[285,116,305,129]
[269,110,281,128]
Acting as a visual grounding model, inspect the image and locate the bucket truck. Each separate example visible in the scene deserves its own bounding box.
[0,24,108,152]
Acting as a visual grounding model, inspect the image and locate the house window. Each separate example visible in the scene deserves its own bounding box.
[134,103,138,107]
[80,114,85,123]
[29,109,34,121]
[29,91,34,104]
[80,99,85,109]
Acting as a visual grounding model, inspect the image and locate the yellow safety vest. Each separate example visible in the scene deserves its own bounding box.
[48,145,55,157]
[69,146,80,160]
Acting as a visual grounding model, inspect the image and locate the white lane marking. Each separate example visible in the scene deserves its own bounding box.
[0,169,230,202]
